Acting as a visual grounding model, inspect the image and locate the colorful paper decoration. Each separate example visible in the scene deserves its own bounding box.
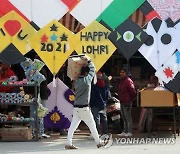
[20,58,33,72]
[32,59,45,71]
[139,18,180,70]
[20,58,45,84]
[96,0,146,29]
[108,19,149,60]
[148,0,180,22]
[29,20,74,75]
[70,0,113,26]
[9,0,68,28]
[44,78,74,129]
[0,11,36,55]
[32,71,46,85]
[155,51,180,93]
[71,21,116,71]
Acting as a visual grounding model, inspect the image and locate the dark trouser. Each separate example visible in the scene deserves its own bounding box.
[91,107,108,134]
[120,103,133,133]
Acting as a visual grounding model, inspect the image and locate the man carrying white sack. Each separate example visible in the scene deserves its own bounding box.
[65,55,105,149]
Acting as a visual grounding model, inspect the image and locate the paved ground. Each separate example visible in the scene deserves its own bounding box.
[1,131,180,154]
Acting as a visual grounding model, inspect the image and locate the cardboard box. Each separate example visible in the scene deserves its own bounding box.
[67,55,87,80]
[140,88,176,107]
[1,126,32,141]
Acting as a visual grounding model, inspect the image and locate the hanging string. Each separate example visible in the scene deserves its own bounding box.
[52,75,56,87]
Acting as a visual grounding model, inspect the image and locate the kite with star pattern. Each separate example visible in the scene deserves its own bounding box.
[29,20,74,76]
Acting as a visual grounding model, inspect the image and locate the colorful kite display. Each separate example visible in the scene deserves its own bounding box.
[9,0,68,28]
[148,0,180,22]
[155,51,180,93]
[96,0,146,29]
[29,20,74,76]
[44,78,74,130]
[139,18,180,70]
[109,19,149,60]
[71,21,116,71]
[70,0,113,26]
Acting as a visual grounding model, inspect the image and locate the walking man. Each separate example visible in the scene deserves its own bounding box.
[65,55,104,149]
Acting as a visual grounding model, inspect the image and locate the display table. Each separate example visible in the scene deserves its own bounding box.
[140,87,176,107]
[138,87,178,138]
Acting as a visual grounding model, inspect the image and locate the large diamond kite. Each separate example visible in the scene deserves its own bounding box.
[109,19,149,60]
[29,20,74,76]
[44,78,74,129]
[0,11,36,55]
[70,21,116,71]
[139,18,180,70]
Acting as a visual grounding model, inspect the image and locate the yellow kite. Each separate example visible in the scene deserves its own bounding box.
[29,20,74,75]
[0,20,11,52]
[0,11,36,55]
[70,20,116,71]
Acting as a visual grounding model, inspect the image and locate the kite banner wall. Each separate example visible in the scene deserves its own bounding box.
[29,20,74,75]
[96,0,146,29]
[44,78,74,130]
[71,21,116,71]
[0,11,36,55]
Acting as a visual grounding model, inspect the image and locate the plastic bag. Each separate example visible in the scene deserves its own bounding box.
[37,104,48,118]
[37,94,48,118]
